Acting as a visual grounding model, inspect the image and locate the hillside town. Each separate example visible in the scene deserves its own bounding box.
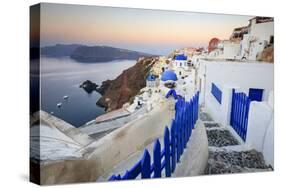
[30,16,274,184]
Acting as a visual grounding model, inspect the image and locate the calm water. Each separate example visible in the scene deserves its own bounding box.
[40,57,136,127]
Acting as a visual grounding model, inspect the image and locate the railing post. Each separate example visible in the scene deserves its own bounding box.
[183,104,187,146]
[196,92,199,121]
[186,102,190,142]
[242,97,250,141]
[171,120,176,172]
[122,171,130,180]
[164,127,171,177]
[116,174,121,180]
[108,175,116,181]
[181,110,185,153]
[238,93,242,136]
[230,89,235,126]
[141,149,151,179]
[176,118,181,162]
[153,139,161,178]
[240,93,244,139]
[190,98,194,129]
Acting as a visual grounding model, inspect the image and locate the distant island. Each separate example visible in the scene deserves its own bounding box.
[41,44,154,63]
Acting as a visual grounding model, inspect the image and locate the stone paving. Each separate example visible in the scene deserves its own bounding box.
[205,150,272,174]
[200,111,272,175]
[204,122,220,128]
[206,129,239,147]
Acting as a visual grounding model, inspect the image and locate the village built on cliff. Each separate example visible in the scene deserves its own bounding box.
[31,16,274,184]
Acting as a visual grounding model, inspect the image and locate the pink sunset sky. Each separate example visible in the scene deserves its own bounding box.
[40,3,253,55]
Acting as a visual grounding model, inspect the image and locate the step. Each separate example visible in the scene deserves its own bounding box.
[206,129,240,147]
[205,149,273,174]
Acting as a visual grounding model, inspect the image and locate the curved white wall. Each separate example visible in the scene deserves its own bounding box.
[262,117,274,167]
[246,100,274,167]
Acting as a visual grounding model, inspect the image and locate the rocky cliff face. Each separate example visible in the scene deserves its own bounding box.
[96,57,157,111]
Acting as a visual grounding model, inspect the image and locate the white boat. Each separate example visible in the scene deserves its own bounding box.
[63,95,69,100]
[57,103,62,108]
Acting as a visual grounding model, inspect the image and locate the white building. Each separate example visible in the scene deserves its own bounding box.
[173,54,189,69]
[207,16,274,62]
[221,40,241,59]
[207,40,245,60]
[146,75,159,88]
[171,54,193,78]
[238,17,274,60]
[197,59,274,167]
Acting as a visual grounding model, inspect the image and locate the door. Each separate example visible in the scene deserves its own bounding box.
[249,88,263,101]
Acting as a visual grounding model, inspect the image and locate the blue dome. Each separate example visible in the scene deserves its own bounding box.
[161,70,178,81]
[146,74,156,81]
[175,54,187,60]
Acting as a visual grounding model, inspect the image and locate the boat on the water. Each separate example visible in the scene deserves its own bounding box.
[63,95,69,100]
[57,103,62,108]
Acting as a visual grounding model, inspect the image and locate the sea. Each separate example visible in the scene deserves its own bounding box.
[40,57,136,127]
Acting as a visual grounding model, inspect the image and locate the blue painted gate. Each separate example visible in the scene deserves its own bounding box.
[230,90,251,141]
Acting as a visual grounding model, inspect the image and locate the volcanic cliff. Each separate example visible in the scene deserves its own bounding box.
[96,57,158,112]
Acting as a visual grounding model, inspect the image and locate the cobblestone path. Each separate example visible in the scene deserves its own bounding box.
[200,112,272,174]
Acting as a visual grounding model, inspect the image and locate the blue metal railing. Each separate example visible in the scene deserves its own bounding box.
[109,92,199,181]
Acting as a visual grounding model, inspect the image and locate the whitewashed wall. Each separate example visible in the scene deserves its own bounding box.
[199,60,273,102]
[262,117,274,167]
[222,42,241,59]
[250,22,274,42]
[204,85,232,126]
[199,60,274,166]
[246,97,274,167]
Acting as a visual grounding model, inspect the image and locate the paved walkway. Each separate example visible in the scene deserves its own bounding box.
[200,112,273,174]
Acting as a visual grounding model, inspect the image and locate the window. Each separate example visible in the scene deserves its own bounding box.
[211,83,222,104]
[249,88,263,101]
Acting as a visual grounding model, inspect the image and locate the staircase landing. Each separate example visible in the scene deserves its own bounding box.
[200,112,273,174]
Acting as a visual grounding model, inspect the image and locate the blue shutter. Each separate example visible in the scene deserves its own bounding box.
[249,88,263,101]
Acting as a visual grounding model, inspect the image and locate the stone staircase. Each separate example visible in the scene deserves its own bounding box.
[200,112,273,174]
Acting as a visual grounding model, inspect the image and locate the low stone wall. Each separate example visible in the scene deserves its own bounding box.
[172,120,209,177]
[40,99,175,185]
[40,111,93,146]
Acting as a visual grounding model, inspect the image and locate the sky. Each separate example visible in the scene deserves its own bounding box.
[40,3,253,55]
